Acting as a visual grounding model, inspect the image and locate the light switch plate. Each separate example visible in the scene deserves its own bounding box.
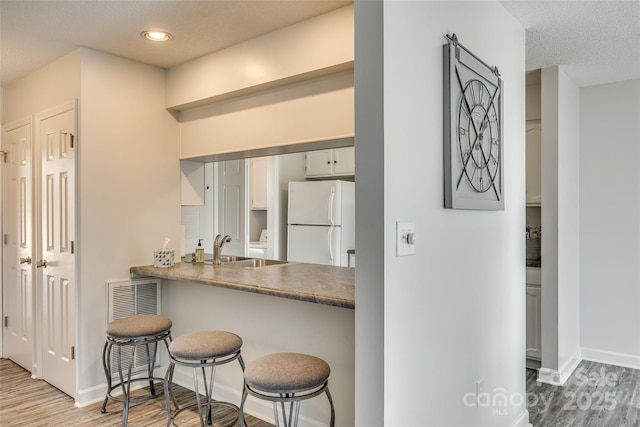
[396,221,416,256]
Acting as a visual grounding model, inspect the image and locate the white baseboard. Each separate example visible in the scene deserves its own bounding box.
[537,350,581,386]
[76,382,107,407]
[76,366,330,426]
[170,369,329,427]
[75,365,170,408]
[581,347,640,370]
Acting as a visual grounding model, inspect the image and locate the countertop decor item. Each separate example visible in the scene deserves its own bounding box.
[443,33,504,210]
[154,237,175,267]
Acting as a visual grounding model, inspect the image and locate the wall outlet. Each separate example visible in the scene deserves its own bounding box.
[396,221,416,256]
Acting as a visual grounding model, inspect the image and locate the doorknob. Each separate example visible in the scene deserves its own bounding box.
[19,256,32,265]
[36,259,48,269]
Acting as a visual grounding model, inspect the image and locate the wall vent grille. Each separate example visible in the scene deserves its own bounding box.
[105,279,162,378]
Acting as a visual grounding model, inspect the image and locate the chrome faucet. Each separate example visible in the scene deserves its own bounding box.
[213,234,232,265]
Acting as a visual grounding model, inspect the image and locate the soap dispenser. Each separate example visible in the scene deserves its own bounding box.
[195,239,205,263]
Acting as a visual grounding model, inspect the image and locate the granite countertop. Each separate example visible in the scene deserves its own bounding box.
[130,261,355,309]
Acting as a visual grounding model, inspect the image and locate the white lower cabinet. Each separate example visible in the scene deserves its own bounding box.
[526,285,542,359]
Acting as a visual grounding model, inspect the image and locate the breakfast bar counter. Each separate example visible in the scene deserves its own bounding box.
[129,260,355,425]
[130,261,355,309]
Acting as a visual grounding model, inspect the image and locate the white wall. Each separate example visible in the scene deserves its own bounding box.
[166,5,354,110]
[178,71,354,159]
[164,280,355,426]
[353,2,384,423]
[580,79,640,368]
[356,1,527,425]
[556,68,581,374]
[77,48,181,401]
[539,66,581,385]
[2,51,81,124]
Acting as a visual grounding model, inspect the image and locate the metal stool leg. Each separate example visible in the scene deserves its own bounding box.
[325,388,335,427]
[145,341,157,395]
[238,385,249,427]
[121,344,137,427]
[164,362,176,427]
[101,341,112,413]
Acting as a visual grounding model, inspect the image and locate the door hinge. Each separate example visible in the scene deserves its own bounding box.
[71,241,75,254]
[3,234,7,245]
[71,346,75,360]
[63,131,74,148]
[0,150,6,163]
[4,316,8,327]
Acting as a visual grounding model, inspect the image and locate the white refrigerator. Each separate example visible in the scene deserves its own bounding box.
[287,180,355,267]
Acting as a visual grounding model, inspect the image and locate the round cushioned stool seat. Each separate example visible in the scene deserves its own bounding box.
[169,331,243,360]
[245,352,330,393]
[106,314,172,339]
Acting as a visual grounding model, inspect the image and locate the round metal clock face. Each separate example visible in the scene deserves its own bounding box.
[457,79,500,193]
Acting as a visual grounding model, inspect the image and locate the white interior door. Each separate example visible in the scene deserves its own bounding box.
[2,118,34,372]
[37,102,76,397]
[216,160,248,256]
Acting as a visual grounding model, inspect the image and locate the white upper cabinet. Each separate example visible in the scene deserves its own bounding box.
[250,157,268,210]
[304,147,355,178]
[304,150,334,177]
[333,147,355,176]
[181,160,205,206]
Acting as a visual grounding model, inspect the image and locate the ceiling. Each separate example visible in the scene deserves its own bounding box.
[0,0,351,87]
[1,0,639,88]
[501,0,640,87]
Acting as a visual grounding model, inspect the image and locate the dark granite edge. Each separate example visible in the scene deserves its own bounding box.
[129,265,355,310]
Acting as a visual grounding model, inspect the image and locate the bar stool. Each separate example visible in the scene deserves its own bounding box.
[239,352,335,427]
[101,314,173,427]
[164,330,245,427]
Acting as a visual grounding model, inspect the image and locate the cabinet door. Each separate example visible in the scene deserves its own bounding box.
[304,150,333,177]
[250,157,268,210]
[526,286,542,359]
[333,147,355,176]
[181,160,205,206]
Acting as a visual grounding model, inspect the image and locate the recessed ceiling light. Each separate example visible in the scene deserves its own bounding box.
[141,30,172,42]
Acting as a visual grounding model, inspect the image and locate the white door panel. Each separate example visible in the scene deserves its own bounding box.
[288,181,343,226]
[37,102,76,398]
[217,160,248,257]
[2,118,34,371]
[287,225,341,266]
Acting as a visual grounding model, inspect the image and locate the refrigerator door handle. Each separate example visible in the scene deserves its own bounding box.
[328,187,335,226]
[328,227,334,263]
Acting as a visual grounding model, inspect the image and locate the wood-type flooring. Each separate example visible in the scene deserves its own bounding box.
[527,360,640,426]
[3,358,640,426]
[0,358,272,427]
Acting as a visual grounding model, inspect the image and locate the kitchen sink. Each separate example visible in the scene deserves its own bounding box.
[221,258,288,268]
[219,256,252,263]
[195,256,287,268]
